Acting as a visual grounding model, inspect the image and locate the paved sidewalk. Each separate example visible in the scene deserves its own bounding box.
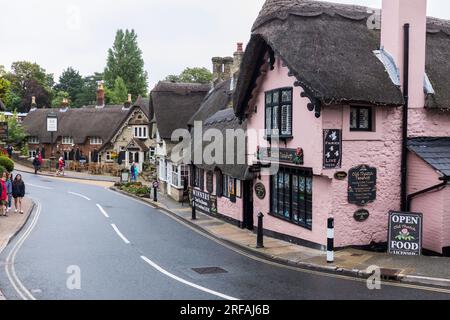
[113,187,450,288]
[14,162,119,183]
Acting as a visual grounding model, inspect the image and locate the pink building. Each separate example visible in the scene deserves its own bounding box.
[188,0,450,255]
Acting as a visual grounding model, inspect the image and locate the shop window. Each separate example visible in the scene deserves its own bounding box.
[270,167,312,229]
[265,88,293,138]
[222,175,241,202]
[193,167,204,190]
[350,106,373,132]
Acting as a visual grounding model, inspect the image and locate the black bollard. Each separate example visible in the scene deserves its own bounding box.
[256,212,264,248]
[192,201,197,220]
[153,186,158,202]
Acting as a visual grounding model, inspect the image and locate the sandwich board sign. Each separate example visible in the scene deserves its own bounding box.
[388,211,423,256]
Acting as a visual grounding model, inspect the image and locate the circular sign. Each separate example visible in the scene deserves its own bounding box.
[354,209,370,222]
[254,182,266,200]
[334,171,348,180]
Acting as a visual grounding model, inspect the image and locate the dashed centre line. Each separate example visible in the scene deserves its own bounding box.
[96,204,110,218]
[68,192,91,201]
[111,224,130,244]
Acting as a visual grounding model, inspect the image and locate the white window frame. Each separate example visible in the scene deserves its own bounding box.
[28,136,39,144]
[90,137,103,145]
[29,150,37,158]
[133,125,148,139]
[105,151,113,161]
[62,136,74,145]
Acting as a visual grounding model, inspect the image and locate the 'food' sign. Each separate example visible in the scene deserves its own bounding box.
[388,211,423,256]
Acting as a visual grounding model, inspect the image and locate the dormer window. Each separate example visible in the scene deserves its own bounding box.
[62,136,74,145]
[265,88,293,138]
[28,136,39,144]
[90,137,103,145]
[350,106,373,132]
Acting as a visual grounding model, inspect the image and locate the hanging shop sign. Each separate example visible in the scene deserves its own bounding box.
[192,189,217,215]
[354,209,370,222]
[258,147,304,165]
[348,165,377,206]
[334,171,348,181]
[254,182,266,200]
[388,211,423,256]
[323,129,342,169]
[0,122,8,141]
[47,113,58,132]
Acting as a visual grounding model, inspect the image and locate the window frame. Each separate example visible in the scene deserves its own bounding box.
[133,125,149,139]
[222,175,242,201]
[270,166,313,230]
[350,106,373,132]
[90,136,103,145]
[62,136,74,145]
[264,87,293,139]
[193,167,204,190]
[28,136,39,144]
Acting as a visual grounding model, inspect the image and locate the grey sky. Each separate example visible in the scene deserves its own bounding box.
[1,0,449,90]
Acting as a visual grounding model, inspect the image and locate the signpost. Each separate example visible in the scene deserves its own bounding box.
[388,211,423,256]
[348,165,377,206]
[47,113,58,172]
[323,129,342,169]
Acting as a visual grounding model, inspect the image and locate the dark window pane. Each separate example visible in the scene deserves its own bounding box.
[350,108,358,129]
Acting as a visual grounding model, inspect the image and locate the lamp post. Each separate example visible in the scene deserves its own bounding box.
[47,112,58,172]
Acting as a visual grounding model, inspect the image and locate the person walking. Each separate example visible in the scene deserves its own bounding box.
[57,156,65,176]
[7,145,13,158]
[130,162,136,182]
[1,172,8,216]
[6,173,13,213]
[12,174,25,214]
[134,164,139,181]
[33,156,41,174]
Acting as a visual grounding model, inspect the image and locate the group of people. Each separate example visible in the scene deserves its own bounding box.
[0,172,25,216]
[32,153,66,177]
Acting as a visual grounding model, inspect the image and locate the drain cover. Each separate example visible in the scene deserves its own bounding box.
[192,267,228,275]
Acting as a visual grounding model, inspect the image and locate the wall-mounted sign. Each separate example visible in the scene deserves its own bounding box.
[323,129,342,169]
[258,147,304,165]
[354,209,370,222]
[334,171,348,181]
[47,114,58,132]
[388,211,423,256]
[348,165,377,206]
[0,122,8,141]
[192,189,217,215]
[254,182,266,200]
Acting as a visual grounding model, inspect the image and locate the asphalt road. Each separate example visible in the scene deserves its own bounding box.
[0,171,449,300]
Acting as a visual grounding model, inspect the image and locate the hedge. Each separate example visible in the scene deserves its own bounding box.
[0,166,6,177]
[0,156,14,173]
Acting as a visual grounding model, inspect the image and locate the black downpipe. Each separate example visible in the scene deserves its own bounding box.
[407,177,449,212]
[401,24,410,212]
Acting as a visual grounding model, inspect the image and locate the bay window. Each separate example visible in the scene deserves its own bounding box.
[265,88,293,138]
[271,167,313,229]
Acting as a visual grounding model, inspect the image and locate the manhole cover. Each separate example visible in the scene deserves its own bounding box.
[192,267,228,275]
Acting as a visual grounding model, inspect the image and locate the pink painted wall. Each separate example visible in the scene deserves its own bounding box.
[381,0,427,109]
[245,56,404,248]
[407,152,445,253]
[408,109,450,137]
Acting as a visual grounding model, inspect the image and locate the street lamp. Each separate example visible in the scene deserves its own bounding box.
[47,112,58,172]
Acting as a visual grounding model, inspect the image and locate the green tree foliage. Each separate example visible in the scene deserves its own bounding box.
[0,156,14,172]
[104,29,148,98]
[107,77,128,104]
[51,91,70,108]
[4,61,54,111]
[3,111,26,146]
[54,67,84,107]
[74,73,104,107]
[165,67,212,84]
[0,77,11,105]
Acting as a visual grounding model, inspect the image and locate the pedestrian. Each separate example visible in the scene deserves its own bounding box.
[134,164,139,181]
[7,145,13,158]
[57,156,65,176]
[6,173,13,213]
[33,156,41,174]
[12,174,25,214]
[130,162,136,182]
[0,172,8,217]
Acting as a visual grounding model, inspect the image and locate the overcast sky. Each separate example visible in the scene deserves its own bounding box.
[1,0,449,90]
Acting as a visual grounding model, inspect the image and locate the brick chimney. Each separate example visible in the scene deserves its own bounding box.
[61,98,69,108]
[124,94,132,108]
[232,42,244,76]
[381,0,427,108]
[222,57,234,81]
[96,82,105,108]
[212,57,224,86]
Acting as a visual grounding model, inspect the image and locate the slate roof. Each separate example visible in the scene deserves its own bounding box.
[151,82,210,140]
[408,138,450,177]
[234,0,450,118]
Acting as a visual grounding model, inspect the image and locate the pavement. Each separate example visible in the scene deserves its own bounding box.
[112,186,450,289]
[0,170,448,299]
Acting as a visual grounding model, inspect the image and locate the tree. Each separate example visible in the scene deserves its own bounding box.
[0,77,11,104]
[107,77,128,104]
[51,91,70,108]
[0,111,27,146]
[165,67,212,84]
[75,72,104,107]
[104,29,148,97]
[55,67,84,107]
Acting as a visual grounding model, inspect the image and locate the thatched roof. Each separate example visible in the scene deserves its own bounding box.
[22,97,150,145]
[151,82,210,140]
[234,0,450,118]
[192,108,250,180]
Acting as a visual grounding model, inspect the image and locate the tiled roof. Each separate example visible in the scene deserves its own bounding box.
[408,138,450,177]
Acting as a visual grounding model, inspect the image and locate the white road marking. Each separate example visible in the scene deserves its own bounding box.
[96,204,110,218]
[140,256,238,300]
[68,192,91,201]
[4,198,42,300]
[111,224,130,244]
[28,183,53,190]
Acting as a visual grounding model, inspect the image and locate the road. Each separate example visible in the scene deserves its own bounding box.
[0,171,449,300]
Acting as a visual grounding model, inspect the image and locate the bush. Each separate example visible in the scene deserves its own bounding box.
[0,166,5,177]
[0,156,14,172]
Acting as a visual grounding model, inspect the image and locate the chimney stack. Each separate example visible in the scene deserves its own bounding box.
[233,42,244,76]
[212,57,224,86]
[61,98,69,108]
[223,57,234,81]
[31,96,36,107]
[381,0,427,108]
[124,94,132,108]
[96,82,105,108]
